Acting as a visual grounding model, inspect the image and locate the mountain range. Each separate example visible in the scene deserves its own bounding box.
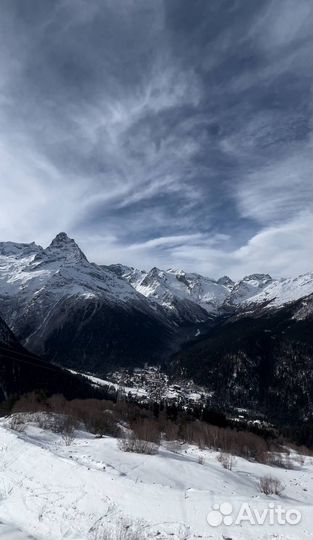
[0,232,312,426]
[108,263,313,321]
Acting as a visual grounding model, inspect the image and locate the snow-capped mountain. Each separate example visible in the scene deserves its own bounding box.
[108,263,313,319]
[0,232,312,377]
[0,233,173,373]
[107,265,231,322]
[233,272,313,308]
[0,233,137,304]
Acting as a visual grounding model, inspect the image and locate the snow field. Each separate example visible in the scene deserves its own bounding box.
[0,417,312,540]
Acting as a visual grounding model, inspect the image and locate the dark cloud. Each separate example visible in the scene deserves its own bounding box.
[0,0,312,278]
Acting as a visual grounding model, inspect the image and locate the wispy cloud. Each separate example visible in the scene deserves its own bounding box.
[234,140,312,224]
[0,0,311,278]
[127,234,208,250]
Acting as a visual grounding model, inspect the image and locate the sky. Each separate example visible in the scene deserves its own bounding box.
[0,0,312,279]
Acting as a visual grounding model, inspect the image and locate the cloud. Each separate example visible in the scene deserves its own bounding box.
[234,140,312,224]
[231,211,313,278]
[127,234,206,250]
[111,213,311,280]
[0,0,311,278]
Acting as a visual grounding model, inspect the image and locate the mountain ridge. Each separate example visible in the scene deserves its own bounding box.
[0,232,312,379]
[107,262,313,321]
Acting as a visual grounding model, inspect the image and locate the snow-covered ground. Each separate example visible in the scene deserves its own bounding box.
[0,418,312,540]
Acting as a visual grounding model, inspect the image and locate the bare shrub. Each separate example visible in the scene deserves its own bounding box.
[62,429,75,446]
[119,435,158,455]
[58,415,77,446]
[51,398,119,438]
[7,414,26,433]
[266,453,295,469]
[162,420,179,441]
[12,391,47,414]
[255,448,269,464]
[36,412,72,435]
[179,420,210,449]
[178,420,269,462]
[37,412,57,431]
[259,475,285,496]
[85,409,119,438]
[131,418,160,443]
[119,418,160,455]
[217,452,236,470]
[295,454,306,466]
[282,455,294,469]
[46,394,67,414]
[163,439,182,453]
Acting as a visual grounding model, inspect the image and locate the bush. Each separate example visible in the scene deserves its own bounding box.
[266,453,295,469]
[85,410,120,438]
[259,475,285,496]
[217,452,236,470]
[178,420,268,461]
[37,412,59,431]
[130,418,160,444]
[162,420,180,441]
[12,391,48,414]
[7,414,26,433]
[58,415,77,446]
[119,436,158,455]
[119,418,160,455]
[7,392,311,466]
[294,454,306,466]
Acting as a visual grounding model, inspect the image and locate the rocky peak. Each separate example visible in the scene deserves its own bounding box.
[242,273,272,282]
[217,275,234,287]
[41,232,88,263]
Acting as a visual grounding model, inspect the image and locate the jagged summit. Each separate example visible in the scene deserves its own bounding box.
[108,263,313,318]
[41,232,88,263]
[50,232,72,244]
[216,275,234,287]
[242,273,272,282]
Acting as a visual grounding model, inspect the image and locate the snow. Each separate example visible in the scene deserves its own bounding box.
[0,234,160,348]
[113,266,231,319]
[1,236,312,336]
[69,370,149,398]
[0,417,312,540]
[0,237,139,304]
[112,263,313,316]
[240,273,313,308]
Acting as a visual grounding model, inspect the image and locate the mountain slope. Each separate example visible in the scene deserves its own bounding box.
[231,272,313,308]
[172,294,313,424]
[0,312,101,401]
[1,420,312,540]
[107,265,232,322]
[109,264,313,318]
[0,233,173,374]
